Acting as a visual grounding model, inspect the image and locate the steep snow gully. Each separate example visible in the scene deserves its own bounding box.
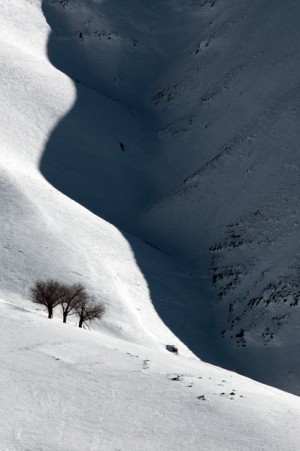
[41,0,300,394]
[40,0,222,366]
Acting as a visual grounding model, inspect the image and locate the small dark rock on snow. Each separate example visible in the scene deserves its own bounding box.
[166,344,178,353]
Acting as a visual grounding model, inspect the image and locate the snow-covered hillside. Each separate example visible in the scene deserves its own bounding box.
[1,0,300,448]
[1,298,300,451]
[36,0,300,393]
[1,0,202,355]
[140,0,300,391]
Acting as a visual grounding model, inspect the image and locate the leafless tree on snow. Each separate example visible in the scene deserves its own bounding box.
[29,279,66,319]
[75,297,105,328]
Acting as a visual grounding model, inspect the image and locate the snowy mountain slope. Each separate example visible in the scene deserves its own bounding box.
[2,0,299,392]
[1,298,300,451]
[136,0,300,391]
[37,0,228,365]
[1,0,300,448]
[0,0,199,356]
[39,0,206,227]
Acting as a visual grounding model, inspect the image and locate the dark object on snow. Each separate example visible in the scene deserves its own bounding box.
[166,345,178,354]
[170,375,181,381]
[119,142,125,151]
[29,279,67,319]
[75,297,105,328]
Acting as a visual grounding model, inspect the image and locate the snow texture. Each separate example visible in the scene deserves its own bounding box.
[1,0,300,449]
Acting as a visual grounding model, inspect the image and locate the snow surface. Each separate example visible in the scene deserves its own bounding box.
[37,0,300,393]
[140,0,300,392]
[1,0,300,448]
[1,298,300,451]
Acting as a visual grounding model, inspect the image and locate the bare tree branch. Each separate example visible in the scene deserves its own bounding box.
[75,297,105,328]
[60,283,86,323]
[29,280,67,319]
[29,280,105,328]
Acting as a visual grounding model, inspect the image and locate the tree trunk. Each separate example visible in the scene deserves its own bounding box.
[63,312,67,323]
[78,317,84,328]
[48,307,53,319]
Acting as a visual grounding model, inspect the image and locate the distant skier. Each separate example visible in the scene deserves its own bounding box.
[119,142,125,151]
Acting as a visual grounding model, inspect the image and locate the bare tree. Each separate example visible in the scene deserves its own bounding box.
[75,297,105,328]
[29,280,67,319]
[60,283,85,323]
[29,280,105,327]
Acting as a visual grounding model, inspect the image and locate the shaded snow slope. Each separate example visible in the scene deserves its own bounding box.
[1,298,300,451]
[1,1,300,448]
[0,0,199,356]
[1,0,300,399]
[39,0,225,365]
[40,0,205,227]
[139,0,300,392]
[39,0,300,393]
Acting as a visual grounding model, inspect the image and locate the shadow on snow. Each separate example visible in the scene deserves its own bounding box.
[40,0,227,366]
